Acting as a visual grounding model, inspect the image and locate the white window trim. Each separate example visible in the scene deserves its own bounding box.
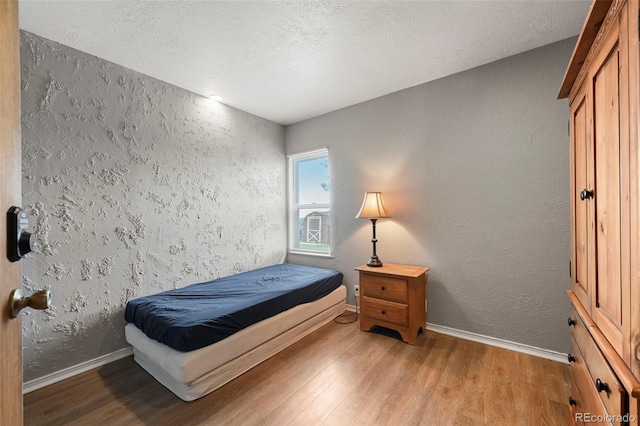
[287,149,332,256]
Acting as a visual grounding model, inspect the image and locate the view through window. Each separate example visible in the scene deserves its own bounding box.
[288,149,331,255]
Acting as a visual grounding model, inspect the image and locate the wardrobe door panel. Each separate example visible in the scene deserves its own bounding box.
[571,88,592,314]
[592,29,624,355]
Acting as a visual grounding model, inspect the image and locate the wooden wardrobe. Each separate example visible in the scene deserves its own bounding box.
[560,0,640,423]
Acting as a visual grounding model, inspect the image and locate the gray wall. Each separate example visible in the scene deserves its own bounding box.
[287,38,574,353]
[20,31,287,381]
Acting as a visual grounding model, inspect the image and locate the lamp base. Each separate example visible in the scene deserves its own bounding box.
[366,256,383,267]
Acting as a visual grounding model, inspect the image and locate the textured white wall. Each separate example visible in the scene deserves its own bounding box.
[20,32,286,381]
[287,38,574,353]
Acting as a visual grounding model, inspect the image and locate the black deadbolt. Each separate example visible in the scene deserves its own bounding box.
[7,206,34,262]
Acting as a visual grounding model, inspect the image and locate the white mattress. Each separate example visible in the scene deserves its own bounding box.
[126,285,346,401]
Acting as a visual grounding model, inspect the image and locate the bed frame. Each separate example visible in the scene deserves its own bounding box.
[125,285,346,401]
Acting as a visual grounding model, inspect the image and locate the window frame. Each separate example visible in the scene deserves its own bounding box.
[287,149,332,257]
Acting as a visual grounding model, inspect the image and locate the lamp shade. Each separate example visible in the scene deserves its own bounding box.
[355,192,391,219]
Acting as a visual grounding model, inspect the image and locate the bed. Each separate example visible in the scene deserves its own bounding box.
[124,263,346,401]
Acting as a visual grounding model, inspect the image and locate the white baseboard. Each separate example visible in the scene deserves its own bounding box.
[23,347,133,394]
[347,304,567,363]
[426,323,568,364]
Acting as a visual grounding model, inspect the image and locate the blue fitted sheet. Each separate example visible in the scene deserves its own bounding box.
[125,263,343,352]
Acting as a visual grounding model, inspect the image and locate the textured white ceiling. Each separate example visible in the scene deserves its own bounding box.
[19,1,591,125]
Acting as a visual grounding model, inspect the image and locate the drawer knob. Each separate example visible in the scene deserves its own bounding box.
[381,286,385,291]
[595,378,610,393]
[569,396,577,406]
[568,317,577,327]
[381,310,386,315]
[568,353,576,363]
[580,189,594,200]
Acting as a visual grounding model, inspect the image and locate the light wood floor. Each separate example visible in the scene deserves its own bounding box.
[24,317,570,425]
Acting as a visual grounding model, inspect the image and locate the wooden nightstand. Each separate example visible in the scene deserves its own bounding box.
[356,263,429,345]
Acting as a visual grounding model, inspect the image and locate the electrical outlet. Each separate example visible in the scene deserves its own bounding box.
[354,284,360,297]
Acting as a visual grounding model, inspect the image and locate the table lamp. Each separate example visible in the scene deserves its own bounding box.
[355,192,391,267]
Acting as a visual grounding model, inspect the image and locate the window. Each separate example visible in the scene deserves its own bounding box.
[288,149,331,255]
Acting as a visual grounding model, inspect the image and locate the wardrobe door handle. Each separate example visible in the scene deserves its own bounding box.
[580,189,594,200]
[595,378,610,393]
[568,317,577,327]
[569,396,577,406]
[568,353,576,363]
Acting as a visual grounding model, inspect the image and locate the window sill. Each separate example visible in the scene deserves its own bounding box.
[288,250,335,259]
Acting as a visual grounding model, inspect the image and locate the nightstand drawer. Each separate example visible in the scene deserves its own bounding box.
[361,296,408,326]
[361,274,408,303]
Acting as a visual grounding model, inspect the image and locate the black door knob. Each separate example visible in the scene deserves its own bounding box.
[569,396,577,406]
[568,317,577,327]
[568,353,576,363]
[580,189,594,200]
[595,378,610,393]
